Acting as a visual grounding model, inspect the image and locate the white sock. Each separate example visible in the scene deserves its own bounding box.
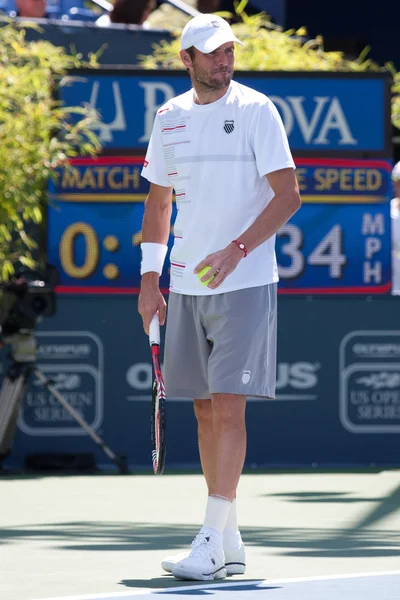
[202,495,232,535]
[225,498,238,531]
[223,499,242,549]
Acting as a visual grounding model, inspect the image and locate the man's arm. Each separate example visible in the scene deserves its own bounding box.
[139,183,173,332]
[194,167,301,288]
[142,182,174,246]
[234,167,301,254]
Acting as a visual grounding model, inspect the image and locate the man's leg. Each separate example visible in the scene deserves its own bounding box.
[195,394,246,552]
[172,394,247,579]
[193,399,215,491]
[193,397,244,549]
[194,397,232,533]
[193,395,246,499]
[162,397,245,578]
[209,393,246,499]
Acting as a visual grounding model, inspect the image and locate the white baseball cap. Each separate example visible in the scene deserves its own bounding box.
[180,14,244,54]
[393,161,400,181]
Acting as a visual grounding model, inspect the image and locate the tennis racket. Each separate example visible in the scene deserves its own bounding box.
[149,314,166,475]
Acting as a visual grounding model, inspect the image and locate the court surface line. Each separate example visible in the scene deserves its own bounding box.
[32,570,400,600]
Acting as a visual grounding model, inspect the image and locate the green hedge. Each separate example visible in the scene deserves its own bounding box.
[0,22,102,279]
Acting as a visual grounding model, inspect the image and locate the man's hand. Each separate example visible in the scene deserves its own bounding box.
[138,273,167,334]
[194,243,243,290]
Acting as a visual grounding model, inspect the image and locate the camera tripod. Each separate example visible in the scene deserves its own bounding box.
[0,330,128,473]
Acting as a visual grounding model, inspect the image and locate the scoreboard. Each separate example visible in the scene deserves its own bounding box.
[47,156,392,294]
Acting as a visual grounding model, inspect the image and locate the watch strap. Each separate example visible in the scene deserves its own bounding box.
[231,239,248,258]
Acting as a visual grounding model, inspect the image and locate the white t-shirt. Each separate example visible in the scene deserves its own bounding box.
[141,80,296,295]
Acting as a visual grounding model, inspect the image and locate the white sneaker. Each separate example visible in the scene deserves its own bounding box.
[161,532,203,574]
[162,541,246,575]
[171,532,226,581]
[224,542,246,574]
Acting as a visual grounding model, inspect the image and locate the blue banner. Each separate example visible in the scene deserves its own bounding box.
[18,332,103,436]
[5,295,400,471]
[47,157,392,294]
[61,71,390,154]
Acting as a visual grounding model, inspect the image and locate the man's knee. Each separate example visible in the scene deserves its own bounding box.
[212,394,246,428]
[193,398,212,426]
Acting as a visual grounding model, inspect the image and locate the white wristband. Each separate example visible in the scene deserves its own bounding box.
[140,242,168,276]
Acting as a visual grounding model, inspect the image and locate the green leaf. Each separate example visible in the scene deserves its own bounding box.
[19,255,36,267]
[235,0,249,16]
[1,261,14,281]
[32,207,43,223]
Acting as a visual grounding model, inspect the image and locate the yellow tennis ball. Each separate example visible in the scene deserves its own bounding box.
[197,266,215,286]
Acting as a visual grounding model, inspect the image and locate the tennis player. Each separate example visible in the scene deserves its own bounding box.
[139,13,301,581]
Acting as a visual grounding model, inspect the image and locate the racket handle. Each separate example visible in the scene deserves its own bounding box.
[149,313,160,346]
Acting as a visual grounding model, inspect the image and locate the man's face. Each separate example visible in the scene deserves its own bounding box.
[185,43,235,91]
[16,0,46,17]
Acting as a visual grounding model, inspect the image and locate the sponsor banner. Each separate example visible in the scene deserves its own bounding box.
[4,295,400,470]
[18,332,104,436]
[47,157,392,295]
[339,331,400,433]
[60,70,391,155]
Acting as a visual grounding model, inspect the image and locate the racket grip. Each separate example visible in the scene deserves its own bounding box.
[149,313,160,346]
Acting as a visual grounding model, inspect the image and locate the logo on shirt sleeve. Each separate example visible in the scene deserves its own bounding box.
[224,120,234,134]
[143,160,149,167]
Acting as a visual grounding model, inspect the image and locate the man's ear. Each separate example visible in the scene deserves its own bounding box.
[180,49,193,69]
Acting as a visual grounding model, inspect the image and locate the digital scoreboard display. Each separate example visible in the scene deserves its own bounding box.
[47,157,392,294]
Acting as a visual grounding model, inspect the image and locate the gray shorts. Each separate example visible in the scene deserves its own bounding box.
[164,284,277,399]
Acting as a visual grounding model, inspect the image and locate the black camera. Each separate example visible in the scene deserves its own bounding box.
[0,266,58,338]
